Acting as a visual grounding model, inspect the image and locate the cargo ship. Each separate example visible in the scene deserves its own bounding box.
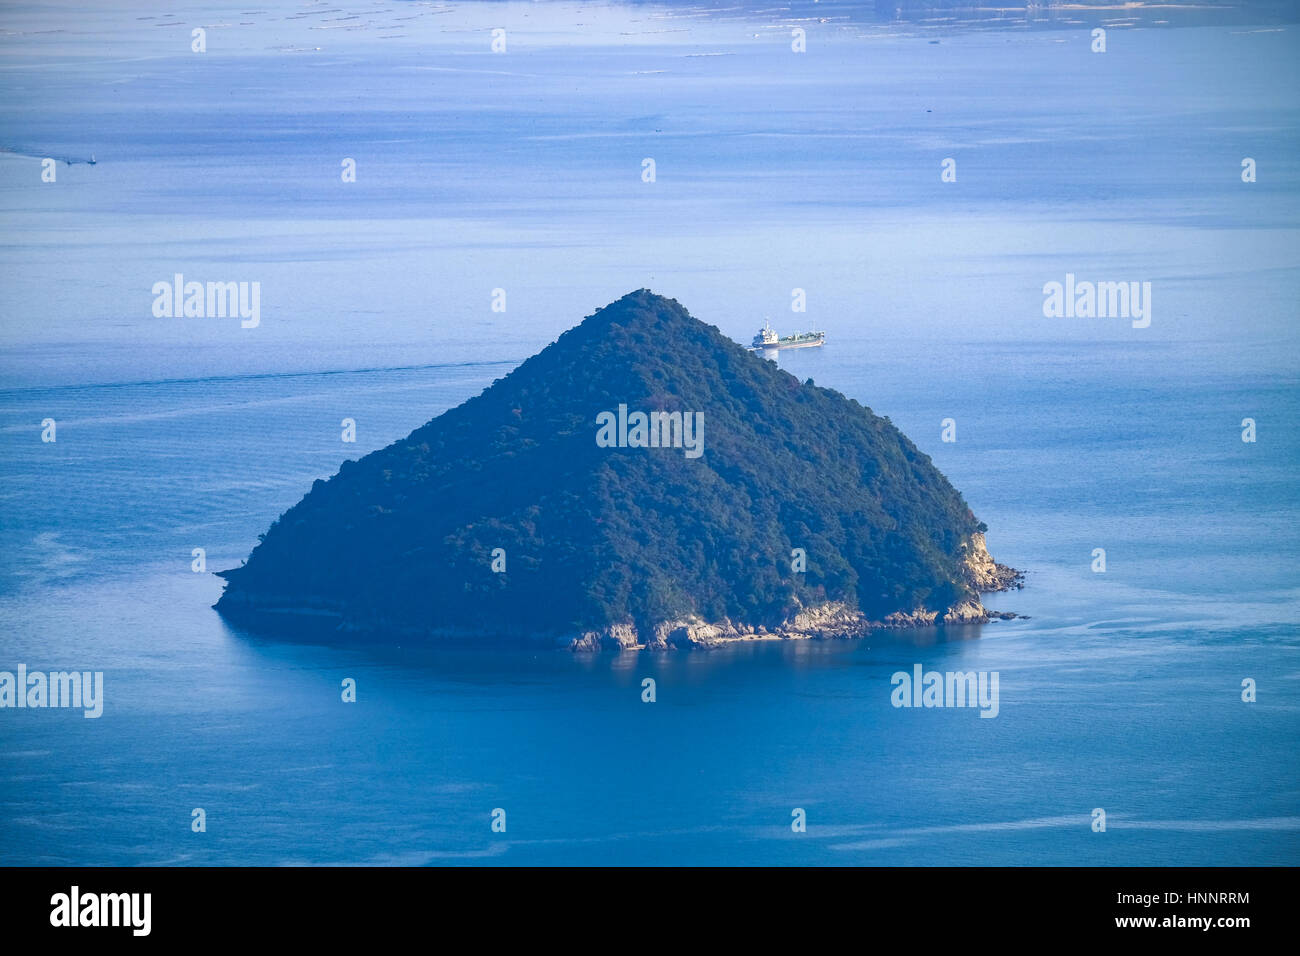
[748,320,825,351]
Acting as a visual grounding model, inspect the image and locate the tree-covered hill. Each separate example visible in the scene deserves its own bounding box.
[216,290,1018,646]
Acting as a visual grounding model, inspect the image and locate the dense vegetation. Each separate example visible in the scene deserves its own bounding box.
[217,290,989,639]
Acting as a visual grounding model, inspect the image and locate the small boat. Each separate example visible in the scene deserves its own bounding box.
[748,319,825,351]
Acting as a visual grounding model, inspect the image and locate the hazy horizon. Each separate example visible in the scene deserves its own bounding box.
[2,0,1298,389]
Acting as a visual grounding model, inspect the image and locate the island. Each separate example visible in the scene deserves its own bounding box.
[215,290,1022,649]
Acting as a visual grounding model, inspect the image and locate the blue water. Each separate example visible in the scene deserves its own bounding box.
[1,337,1296,865]
[1,2,1298,865]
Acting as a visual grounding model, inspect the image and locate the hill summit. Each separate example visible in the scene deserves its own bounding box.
[216,290,1021,648]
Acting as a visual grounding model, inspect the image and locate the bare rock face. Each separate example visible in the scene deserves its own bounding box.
[785,602,869,638]
[883,608,940,627]
[880,597,991,628]
[569,622,640,651]
[960,532,1024,593]
[941,599,990,623]
[649,618,730,649]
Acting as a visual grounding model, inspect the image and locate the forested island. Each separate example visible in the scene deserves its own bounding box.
[216,290,1021,648]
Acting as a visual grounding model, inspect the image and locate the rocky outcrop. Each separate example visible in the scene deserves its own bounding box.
[569,621,640,651]
[959,532,1024,592]
[561,592,1019,651]
[785,602,871,638]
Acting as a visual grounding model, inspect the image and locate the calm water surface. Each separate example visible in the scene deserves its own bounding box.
[0,2,1297,864]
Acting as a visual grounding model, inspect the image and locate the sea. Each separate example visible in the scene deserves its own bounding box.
[0,1,1297,865]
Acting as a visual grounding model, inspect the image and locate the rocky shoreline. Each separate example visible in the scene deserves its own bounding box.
[959,531,1025,593]
[566,532,1025,650]
[567,599,1025,652]
[217,533,1025,652]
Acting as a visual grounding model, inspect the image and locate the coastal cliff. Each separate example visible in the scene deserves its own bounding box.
[959,531,1024,593]
[216,290,1022,648]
